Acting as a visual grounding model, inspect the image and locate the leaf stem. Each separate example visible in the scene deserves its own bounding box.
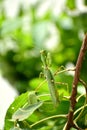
[30,114,67,128]
[74,104,87,116]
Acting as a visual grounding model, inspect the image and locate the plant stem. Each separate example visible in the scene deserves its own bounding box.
[30,114,67,128]
[74,104,87,116]
[65,34,87,130]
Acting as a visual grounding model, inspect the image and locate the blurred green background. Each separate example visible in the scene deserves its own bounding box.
[0,0,87,94]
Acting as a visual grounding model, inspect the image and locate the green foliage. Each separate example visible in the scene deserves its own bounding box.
[66,0,76,9]
[1,0,87,129]
[4,90,69,130]
[4,92,29,130]
[4,49,87,129]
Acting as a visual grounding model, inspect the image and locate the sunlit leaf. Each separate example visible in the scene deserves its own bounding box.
[66,0,76,9]
[12,101,43,121]
[4,92,29,129]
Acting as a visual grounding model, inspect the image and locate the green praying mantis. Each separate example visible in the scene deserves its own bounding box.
[38,50,75,107]
[40,50,59,107]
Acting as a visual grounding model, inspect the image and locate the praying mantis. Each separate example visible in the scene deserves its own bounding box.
[40,50,75,107]
[40,50,59,107]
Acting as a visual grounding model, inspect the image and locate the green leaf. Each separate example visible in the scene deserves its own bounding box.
[4,92,29,130]
[66,0,76,9]
[12,101,43,121]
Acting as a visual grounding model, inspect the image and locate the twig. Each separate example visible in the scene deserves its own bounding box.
[74,104,87,116]
[65,34,87,130]
[79,78,87,89]
[30,114,67,128]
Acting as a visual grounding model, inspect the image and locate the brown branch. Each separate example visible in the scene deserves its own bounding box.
[65,34,87,130]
